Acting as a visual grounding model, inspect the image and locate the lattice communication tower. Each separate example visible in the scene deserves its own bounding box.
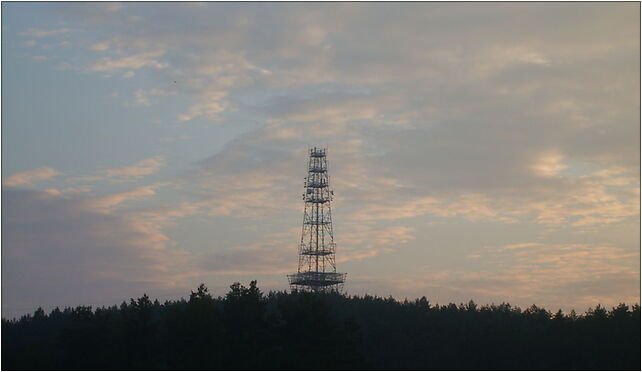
[288,147,346,292]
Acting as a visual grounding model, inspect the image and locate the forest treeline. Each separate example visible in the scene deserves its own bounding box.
[2,281,640,370]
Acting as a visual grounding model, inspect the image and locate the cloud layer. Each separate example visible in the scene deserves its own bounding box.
[2,189,186,314]
[2,3,639,316]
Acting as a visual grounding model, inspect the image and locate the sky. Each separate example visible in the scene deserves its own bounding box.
[1,2,640,318]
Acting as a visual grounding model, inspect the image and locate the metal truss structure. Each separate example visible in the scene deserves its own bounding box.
[288,147,346,292]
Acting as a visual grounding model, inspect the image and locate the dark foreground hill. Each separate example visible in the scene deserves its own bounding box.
[2,281,640,370]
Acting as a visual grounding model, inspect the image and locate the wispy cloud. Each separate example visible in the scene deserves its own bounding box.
[129,88,176,107]
[90,41,110,51]
[351,242,639,311]
[339,225,415,262]
[19,28,74,37]
[90,50,167,72]
[3,167,62,187]
[69,155,166,183]
[86,184,161,213]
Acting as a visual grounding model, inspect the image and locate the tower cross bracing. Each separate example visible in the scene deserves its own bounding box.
[288,147,346,292]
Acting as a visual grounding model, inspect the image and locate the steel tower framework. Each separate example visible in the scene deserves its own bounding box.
[288,147,346,292]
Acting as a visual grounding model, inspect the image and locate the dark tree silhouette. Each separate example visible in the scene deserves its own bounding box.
[2,282,639,370]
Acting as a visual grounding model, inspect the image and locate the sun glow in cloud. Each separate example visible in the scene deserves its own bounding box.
[532,152,568,177]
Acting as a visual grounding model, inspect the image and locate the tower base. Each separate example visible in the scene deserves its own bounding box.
[288,271,346,292]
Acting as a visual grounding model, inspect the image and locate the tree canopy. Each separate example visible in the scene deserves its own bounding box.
[2,282,639,370]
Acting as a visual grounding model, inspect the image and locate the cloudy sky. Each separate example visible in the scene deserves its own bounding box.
[2,2,639,317]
